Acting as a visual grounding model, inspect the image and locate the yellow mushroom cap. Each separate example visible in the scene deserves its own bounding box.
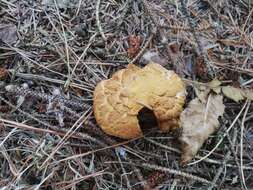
[93,63,186,139]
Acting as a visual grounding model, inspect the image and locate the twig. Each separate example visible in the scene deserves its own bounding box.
[54,137,140,165]
[141,163,212,185]
[240,100,251,190]
[106,162,213,185]
[0,96,103,146]
[65,32,97,89]
[96,0,107,41]
[226,122,245,189]
[207,128,237,190]
[39,111,92,169]
[116,150,132,189]
[8,69,94,91]
[5,84,88,109]
[53,0,71,83]
[145,138,253,170]
[0,119,84,140]
[0,145,18,177]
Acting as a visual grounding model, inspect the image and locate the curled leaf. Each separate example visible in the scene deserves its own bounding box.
[208,79,222,94]
[222,86,244,102]
[179,94,225,165]
[208,78,221,89]
[222,86,253,102]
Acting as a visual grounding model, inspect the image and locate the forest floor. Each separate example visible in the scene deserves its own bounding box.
[0,0,252,189]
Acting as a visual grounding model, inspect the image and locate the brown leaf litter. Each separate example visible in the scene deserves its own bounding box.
[179,94,225,165]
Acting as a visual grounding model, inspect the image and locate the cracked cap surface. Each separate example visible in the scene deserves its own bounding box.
[93,63,186,139]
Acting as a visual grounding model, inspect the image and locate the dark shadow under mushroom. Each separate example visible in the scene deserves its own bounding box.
[137,107,158,133]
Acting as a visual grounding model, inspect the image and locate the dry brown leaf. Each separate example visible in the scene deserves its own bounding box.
[222,86,244,102]
[194,78,221,102]
[194,84,210,102]
[195,56,208,78]
[127,35,141,58]
[0,24,18,44]
[142,51,168,66]
[209,79,222,94]
[208,78,221,89]
[212,86,221,94]
[0,68,8,79]
[243,89,253,100]
[222,86,253,102]
[179,94,225,165]
[194,78,253,103]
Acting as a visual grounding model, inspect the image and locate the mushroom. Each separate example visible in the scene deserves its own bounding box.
[93,63,186,139]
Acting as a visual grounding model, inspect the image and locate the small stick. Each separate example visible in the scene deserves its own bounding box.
[96,0,107,41]
[226,123,245,189]
[0,118,83,140]
[240,100,251,190]
[207,127,237,190]
[5,85,88,109]
[0,96,103,146]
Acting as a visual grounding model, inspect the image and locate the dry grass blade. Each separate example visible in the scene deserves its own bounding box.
[240,100,251,190]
